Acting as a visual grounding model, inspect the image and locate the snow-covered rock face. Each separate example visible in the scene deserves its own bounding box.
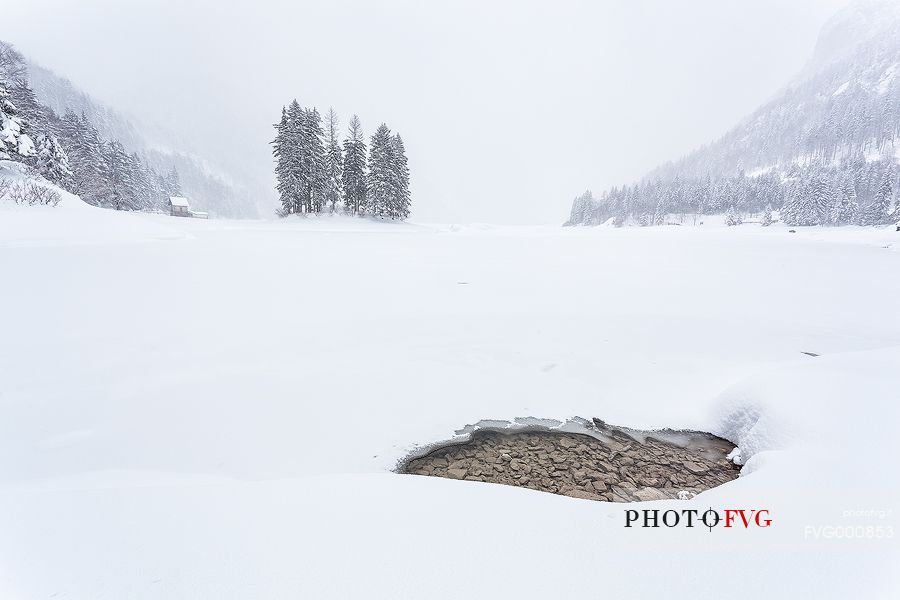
[400,418,739,502]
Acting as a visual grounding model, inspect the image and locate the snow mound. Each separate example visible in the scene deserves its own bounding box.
[713,346,900,478]
[0,160,187,247]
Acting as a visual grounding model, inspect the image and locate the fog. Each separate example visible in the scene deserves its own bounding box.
[2,0,849,223]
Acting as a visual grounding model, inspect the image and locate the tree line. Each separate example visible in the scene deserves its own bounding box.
[566,157,897,227]
[272,100,411,219]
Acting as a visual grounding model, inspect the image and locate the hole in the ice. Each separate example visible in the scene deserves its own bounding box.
[399,418,741,502]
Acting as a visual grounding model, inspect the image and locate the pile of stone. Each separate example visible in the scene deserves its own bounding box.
[401,421,740,502]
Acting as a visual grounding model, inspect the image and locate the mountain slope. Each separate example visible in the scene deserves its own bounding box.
[566,0,900,228]
[3,42,257,218]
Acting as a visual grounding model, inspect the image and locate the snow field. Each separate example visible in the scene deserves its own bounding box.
[0,192,898,598]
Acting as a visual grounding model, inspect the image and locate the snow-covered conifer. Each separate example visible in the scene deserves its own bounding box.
[100,141,138,210]
[341,114,367,214]
[390,133,411,220]
[859,168,894,225]
[0,82,36,160]
[323,108,343,213]
[366,124,394,218]
[829,173,858,225]
[782,178,819,226]
[35,133,73,188]
[566,190,595,226]
[303,107,327,213]
[58,111,105,203]
[272,105,294,215]
[164,167,182,197]
[725,205,742,226]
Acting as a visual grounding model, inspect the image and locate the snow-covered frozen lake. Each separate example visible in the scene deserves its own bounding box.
[1,199,898,598]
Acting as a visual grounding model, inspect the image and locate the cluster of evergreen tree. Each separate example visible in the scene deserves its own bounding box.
[272,100,410,219]
[1,41,182,210]
[780,159,896,226]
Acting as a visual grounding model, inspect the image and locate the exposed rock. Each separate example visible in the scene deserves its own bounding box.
[633,487,669,502]
[684,461,710,475]
[446,468,468,479]
[618,480,637,491]
[401,424,740,503]
[611,486,635,502]
[448,460,468,471]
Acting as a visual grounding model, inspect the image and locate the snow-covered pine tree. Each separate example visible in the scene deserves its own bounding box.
[708,180,726,214]
[0,41,26,83]
[341,114,367,214]
[859,168,894,225]
[8,80,51,136]
[303,107,327,214]
[57,111,105,204]
[565,190,595,226]
[276,101,327,215]
[129,158,152,210]
[0,81,17,160]
[725,205,742,226]
[0,81,36,160]
[653,194,667,226]
[829,172,858,225]
[153,169,171,211]
[390,133,410,220]
[761,203,773,226]
[637,210,649,227]
[366,123,394,218]
[144,168,170,212]
[698,175,711,217]
[732,174,749,214]
[272,105,294,215]
[164,166,182,197]
[100,141,138,210]
[128,152,151,210]
[285,100,306,213]
[323,107,343,213]
[35,133,73,188]
[808,168,834,224]
[781,177,819,226]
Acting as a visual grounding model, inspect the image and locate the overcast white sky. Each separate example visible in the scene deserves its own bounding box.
[3,0,850,223]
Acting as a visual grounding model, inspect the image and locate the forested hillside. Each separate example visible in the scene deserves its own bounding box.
[1,41,255,217]
[566,1,900,227]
